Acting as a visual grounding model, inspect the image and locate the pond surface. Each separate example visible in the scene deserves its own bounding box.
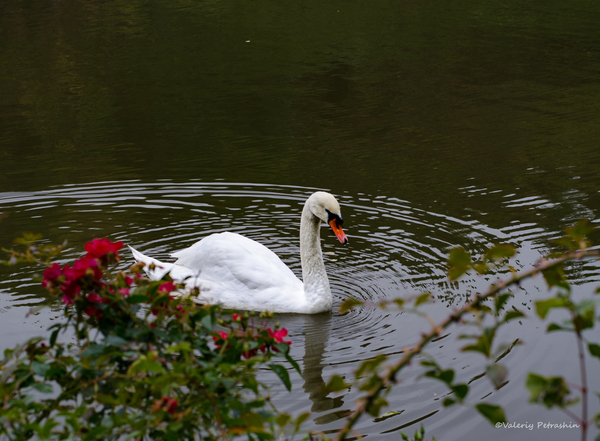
[1,1,600,440]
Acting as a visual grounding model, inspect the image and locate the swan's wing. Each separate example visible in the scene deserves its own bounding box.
[171,232,303,307]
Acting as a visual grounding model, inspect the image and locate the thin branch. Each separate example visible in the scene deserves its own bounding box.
[559,406,582,427]
[575,328,588,441]
[335,249,598,441]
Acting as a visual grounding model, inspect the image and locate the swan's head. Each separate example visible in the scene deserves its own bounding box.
[307,191,349,244]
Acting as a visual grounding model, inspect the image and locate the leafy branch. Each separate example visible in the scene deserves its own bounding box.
[336,220,599,441]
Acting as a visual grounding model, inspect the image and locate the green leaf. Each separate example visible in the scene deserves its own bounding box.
[103,335,127,347]
[340,298,362,313]
[285,353,302,375]
[366,396,388,417]
[526,373,573,408]
[486,364,507,388]
[49,329,59,347]
[495,293,512,313]
[573,300,596,331]
[448,248,472,281]
[393,298,405,308]
[274,342,290,355]
[453,383,469,401]
[565,220,595,245]
[535,298,569,319]
[462,327,495,358]
[275,414,291,428]
[126,294,150,304]
[80,344,105,358]
[424,368,454,385]
[503,310,525,323]
[541,267,570,292]
[547,323,567,332]
[128,359,165,375]
[269,364,291,391]
[201,313,216,331]
[553,236,577,250]
[31,361,51,377]
[165,342,192,354]
[293,412,310,434]
[475,403,506,425]
[588,343,600,360]
[14,233,42,245]
[484,244,516,262]
[356,355,387,377]
[83,426,108,441]
[415,293,431,307]
[443,398,455,407]
[33,382,53,394]
[324,374,350,393]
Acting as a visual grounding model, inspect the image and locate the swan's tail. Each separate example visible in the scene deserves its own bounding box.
[128,246,214,302]
[129,245,174,281]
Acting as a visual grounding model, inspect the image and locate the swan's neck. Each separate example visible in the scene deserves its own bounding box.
[299,205,332,312]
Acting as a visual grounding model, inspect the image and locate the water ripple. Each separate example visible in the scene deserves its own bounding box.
[0,180,596,439]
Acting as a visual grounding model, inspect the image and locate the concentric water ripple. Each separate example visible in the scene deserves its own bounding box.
[0,181,598,440]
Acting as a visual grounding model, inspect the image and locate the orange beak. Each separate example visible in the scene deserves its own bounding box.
[329,219,348,244]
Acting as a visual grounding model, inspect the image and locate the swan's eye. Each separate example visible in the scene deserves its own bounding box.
[325,209,343,226]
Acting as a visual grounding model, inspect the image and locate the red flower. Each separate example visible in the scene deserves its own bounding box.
[267,328,291,345]
[87,292,103,303]
[84,304,103,318]
[158,281,176,294]
[242,348,258,359]
[43,263,62,281]
[164,397,178,415]
[60,276,81,304]
[212,331,229,349]
[64,256,102,281]
[42,263,63,289]
[85,238,124,262]
[232,313,242,322]
[61,294,76,305]
[153,397,178,415]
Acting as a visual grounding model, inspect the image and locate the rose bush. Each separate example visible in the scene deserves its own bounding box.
[0,237,300,440]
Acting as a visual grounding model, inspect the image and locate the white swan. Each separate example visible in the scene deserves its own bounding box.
[129,192,348,313]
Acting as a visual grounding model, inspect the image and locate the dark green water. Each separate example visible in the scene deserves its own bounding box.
[1,1,599,440]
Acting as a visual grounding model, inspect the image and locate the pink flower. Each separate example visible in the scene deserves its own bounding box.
[85,238,124,262]
[267,328,291,345]
[61,294,75,305]
[232,313,242,322]
[119,288,130,297]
